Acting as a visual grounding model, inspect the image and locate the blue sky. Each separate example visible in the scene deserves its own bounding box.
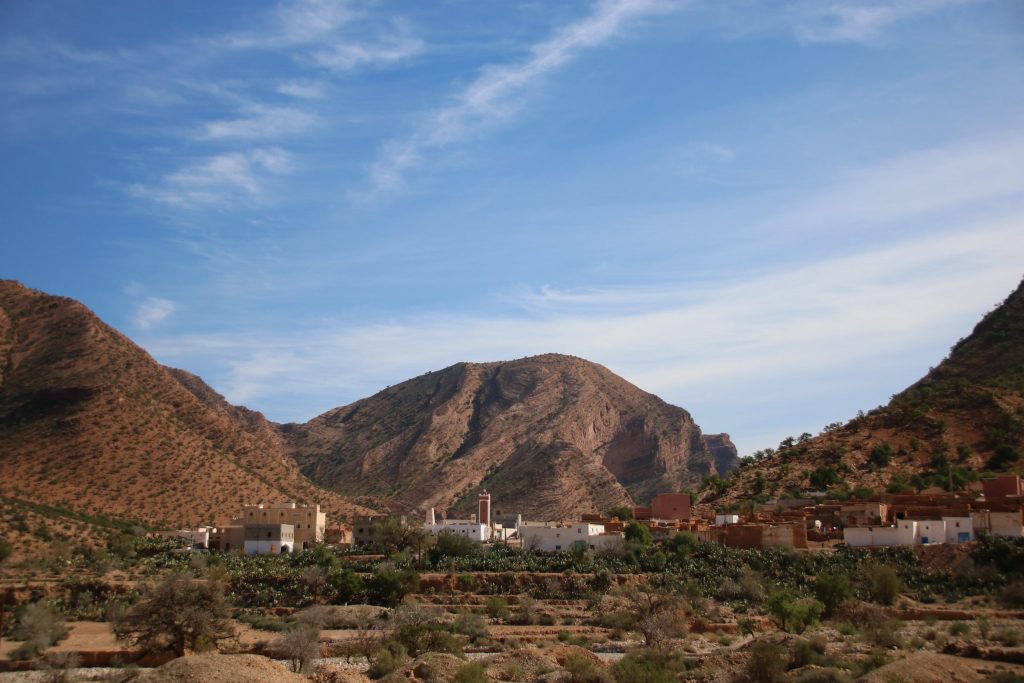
[2,0,1023,455]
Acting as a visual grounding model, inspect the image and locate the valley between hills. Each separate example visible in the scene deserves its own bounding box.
[1,277,1023,683]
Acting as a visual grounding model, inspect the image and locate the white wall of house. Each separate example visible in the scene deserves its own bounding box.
[519,523,606,552]
[843,522,917,547]
[917,520,946,545]
[942,517,974,543]
[425,520,490,542]
[715,514,740,526]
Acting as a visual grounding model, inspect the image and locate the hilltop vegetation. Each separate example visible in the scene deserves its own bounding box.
[705,278,1024,506]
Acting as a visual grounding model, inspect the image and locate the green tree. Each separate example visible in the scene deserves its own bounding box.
[606,506,634,521]
[430,531,478,560]
[113,573,234,657]
[329,568,365,604]
[365,568,419,607]
[813,571,854,617]
[624,522,652,547]
[988,444,1022,470]
[665,531,699,558]
[766,590,822,634]
[869,443,892,468]
[863,563,901,606]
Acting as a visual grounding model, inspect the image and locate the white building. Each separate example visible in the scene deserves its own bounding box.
[715,514,740,526]
[519,522,612,552]
[943,517,974,544]
[425,518,491,542]
[843,521,918,547]
[844,516,975,548]
[243,523,295,555]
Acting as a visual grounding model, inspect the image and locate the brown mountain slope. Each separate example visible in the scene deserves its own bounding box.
[706,277,1024,506]
[283,354,738,519]
[0,280,371,528]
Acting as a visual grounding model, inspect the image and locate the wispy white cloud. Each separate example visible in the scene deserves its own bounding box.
[199,104,319,140]
[366,0,676,193]
[310,31,423,72]
[134,297,177,329]
[276,80,326,99]
[144,215,1024,428]
[224,0,355,49]
[788,0,982,43]
[129,148,294,208]
[778,133,1024,230]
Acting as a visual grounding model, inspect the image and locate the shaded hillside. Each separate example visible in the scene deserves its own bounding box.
[706,278,1024,506]
[0,281,371,529]
[284,354,738,519]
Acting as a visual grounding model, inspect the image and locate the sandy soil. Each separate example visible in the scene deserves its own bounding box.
[860,652,1024,682]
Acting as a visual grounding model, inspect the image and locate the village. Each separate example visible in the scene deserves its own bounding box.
[162,473,1024,556]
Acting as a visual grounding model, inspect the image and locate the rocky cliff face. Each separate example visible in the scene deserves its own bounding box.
[284,354,738,519]
[0,280,371,528]
[702,433,740,476]
[706,277,1024,506]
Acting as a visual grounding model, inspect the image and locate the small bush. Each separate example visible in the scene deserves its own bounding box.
[862,563,901,606]
[788,637,828,670]
[10,602,69,660]
[610,648,689,683]
[484,596,510,620]
[745,641,787,683]
[837,622,857,636]
[949,621,971,637]
[455,661,487,683]
[368,641,408,679]
[564,653,612,683]
[1001,581,1024,608]
[996,629,1021,647]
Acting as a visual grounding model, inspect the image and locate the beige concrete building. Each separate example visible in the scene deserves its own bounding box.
[242,502,326,550]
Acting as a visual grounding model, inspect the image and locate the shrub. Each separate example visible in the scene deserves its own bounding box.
[745,641,787,683]
[396,623,462,657]
[837,603,902,648]
[484,596,510,620]
[788,636,828,669]
[366,569,419,607]
[278,623,321,673]
[988,445,1022,470]
[368,641,408,679]
[10,602,69,660]
[452,612,488,643]
[1001,581,1024,608]
[328,568,364,604]
[564,653,612,683]
[869,443,892,468]
[611,648,689,683]
[862,563,901,606]
[455,661,488,683]
[513,596,539,626]
[948,621,970,637]
[767,590,823,634]
[813,572,854,617]
[665,532,699,558]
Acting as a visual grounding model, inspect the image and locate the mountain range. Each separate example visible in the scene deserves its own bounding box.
[0,281,737,533]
